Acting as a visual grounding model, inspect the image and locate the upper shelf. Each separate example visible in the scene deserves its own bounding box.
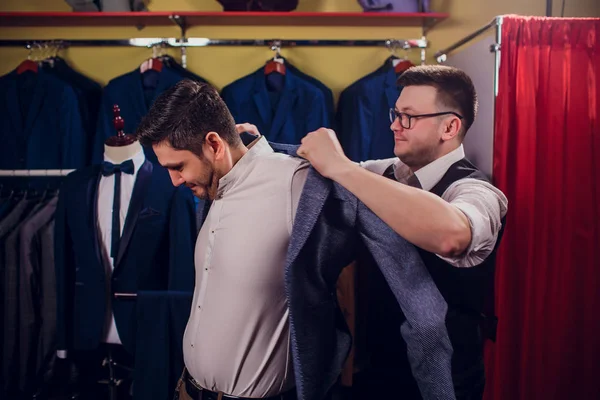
[0,11,448,29]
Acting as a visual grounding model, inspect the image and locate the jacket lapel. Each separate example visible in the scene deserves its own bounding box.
[86,166,103,266]
[3,75,22,158]
[384,61,400,110]
[115,160,153,267]
[127,69,149,119]
[269,73,297,142]
[252,70,272,131]
[285,168,331,269]
[23,72,47,137]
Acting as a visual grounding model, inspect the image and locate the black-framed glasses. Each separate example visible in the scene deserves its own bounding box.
[389,108,463,129]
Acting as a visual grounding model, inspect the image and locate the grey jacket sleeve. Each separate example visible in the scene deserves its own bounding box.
[357,201,456,400]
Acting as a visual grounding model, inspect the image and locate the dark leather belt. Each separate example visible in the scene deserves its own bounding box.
[184,370,296,400]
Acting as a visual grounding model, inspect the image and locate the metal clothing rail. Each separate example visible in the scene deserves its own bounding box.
[0,169,74,176]
[435,16,504,96]
[0,37,429,66]
[434,16,503,63]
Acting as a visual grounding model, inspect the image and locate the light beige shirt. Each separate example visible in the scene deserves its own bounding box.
[183,137,308,398]
[361,145,508,268]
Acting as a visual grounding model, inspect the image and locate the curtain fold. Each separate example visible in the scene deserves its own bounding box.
[487,15,600,400]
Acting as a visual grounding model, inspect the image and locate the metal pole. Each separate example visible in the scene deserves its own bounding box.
[434,18,498,63]
[493,16,503,98]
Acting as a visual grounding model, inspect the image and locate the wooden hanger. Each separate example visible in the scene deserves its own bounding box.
[265,41,286,76]
[387,40,415,75]
[140,44,164,74]
[17,44,38,75]
[394,59,415,75]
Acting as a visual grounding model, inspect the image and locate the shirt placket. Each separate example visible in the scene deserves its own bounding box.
[190,198,222,349]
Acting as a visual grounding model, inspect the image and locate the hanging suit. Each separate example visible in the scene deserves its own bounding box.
[43,57,103,163]
[282,59,335,129]
[160,56,211,85]
[54,160,196,356]
[91,67,185,164]
[16,197,59,396]
[336,58,402,162]
[221,67,330,145]
[0,70,87,169]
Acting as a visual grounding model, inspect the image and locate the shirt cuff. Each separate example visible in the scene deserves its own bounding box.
[437,201,496,268]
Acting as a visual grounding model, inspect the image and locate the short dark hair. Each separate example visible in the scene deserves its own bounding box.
[397,65,477,137]
[136,79,242,155]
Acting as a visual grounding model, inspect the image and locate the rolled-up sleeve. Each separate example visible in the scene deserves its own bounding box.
[440,178,508,268]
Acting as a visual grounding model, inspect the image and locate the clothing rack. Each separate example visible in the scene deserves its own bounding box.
[0,37,430,66]
[435,15,504,96]
[0,169,75,176]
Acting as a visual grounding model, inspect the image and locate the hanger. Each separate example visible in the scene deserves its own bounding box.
[387,40,415,75]
[17,43,39,75]
[140,44,164,74]
[264,41,286,76]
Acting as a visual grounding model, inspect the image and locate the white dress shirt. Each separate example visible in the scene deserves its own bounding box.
[97,148,146,344]
[361,145,508,268]
[183,137,308,398]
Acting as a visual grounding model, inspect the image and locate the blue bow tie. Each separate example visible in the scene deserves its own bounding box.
[101,160,135,176]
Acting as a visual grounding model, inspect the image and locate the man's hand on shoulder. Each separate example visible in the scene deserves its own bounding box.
[235,123,261,137]
[297,128,355,179]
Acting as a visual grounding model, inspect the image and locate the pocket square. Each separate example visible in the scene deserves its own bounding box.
[139,207,161,217]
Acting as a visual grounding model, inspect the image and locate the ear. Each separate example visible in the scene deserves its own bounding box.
[203,132,226,161]
[440,115,462,142]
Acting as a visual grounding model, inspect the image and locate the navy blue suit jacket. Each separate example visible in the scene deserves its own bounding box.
[221,67,330,145]
[336,58,401,162]
[282,59,335,129]
[0,69,87,169]
[91,67,184,164]
[54,160,196,354]
[43,57,103,163]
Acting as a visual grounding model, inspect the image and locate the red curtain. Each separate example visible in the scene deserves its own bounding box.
[486,15,600,400]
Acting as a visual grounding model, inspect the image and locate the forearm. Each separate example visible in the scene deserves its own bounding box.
[332,162,471,256]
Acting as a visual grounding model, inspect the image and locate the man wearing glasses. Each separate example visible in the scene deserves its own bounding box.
[296,65,508,399]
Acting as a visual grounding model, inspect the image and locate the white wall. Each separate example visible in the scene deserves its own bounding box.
[446,34,497,179]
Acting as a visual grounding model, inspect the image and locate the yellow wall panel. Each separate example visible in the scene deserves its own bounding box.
[1,0,598,100]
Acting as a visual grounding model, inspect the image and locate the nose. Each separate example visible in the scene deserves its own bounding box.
[168,170,185,187]
[390,116,403,132]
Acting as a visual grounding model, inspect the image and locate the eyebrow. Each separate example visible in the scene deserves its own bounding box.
[162,162,184,170]
[399,106,417,113]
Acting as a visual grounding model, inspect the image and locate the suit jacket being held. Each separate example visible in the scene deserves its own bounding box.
[197,140,456,400]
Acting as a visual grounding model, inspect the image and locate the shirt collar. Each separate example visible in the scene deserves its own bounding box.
[103,146,146,175]
[394,144,465,191]
[218,136,273,197]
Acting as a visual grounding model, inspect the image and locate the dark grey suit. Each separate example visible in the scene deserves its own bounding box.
[2,199,37,395]
[36,219,58,390]
[18,197,58,392]
[2,198,52,397]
